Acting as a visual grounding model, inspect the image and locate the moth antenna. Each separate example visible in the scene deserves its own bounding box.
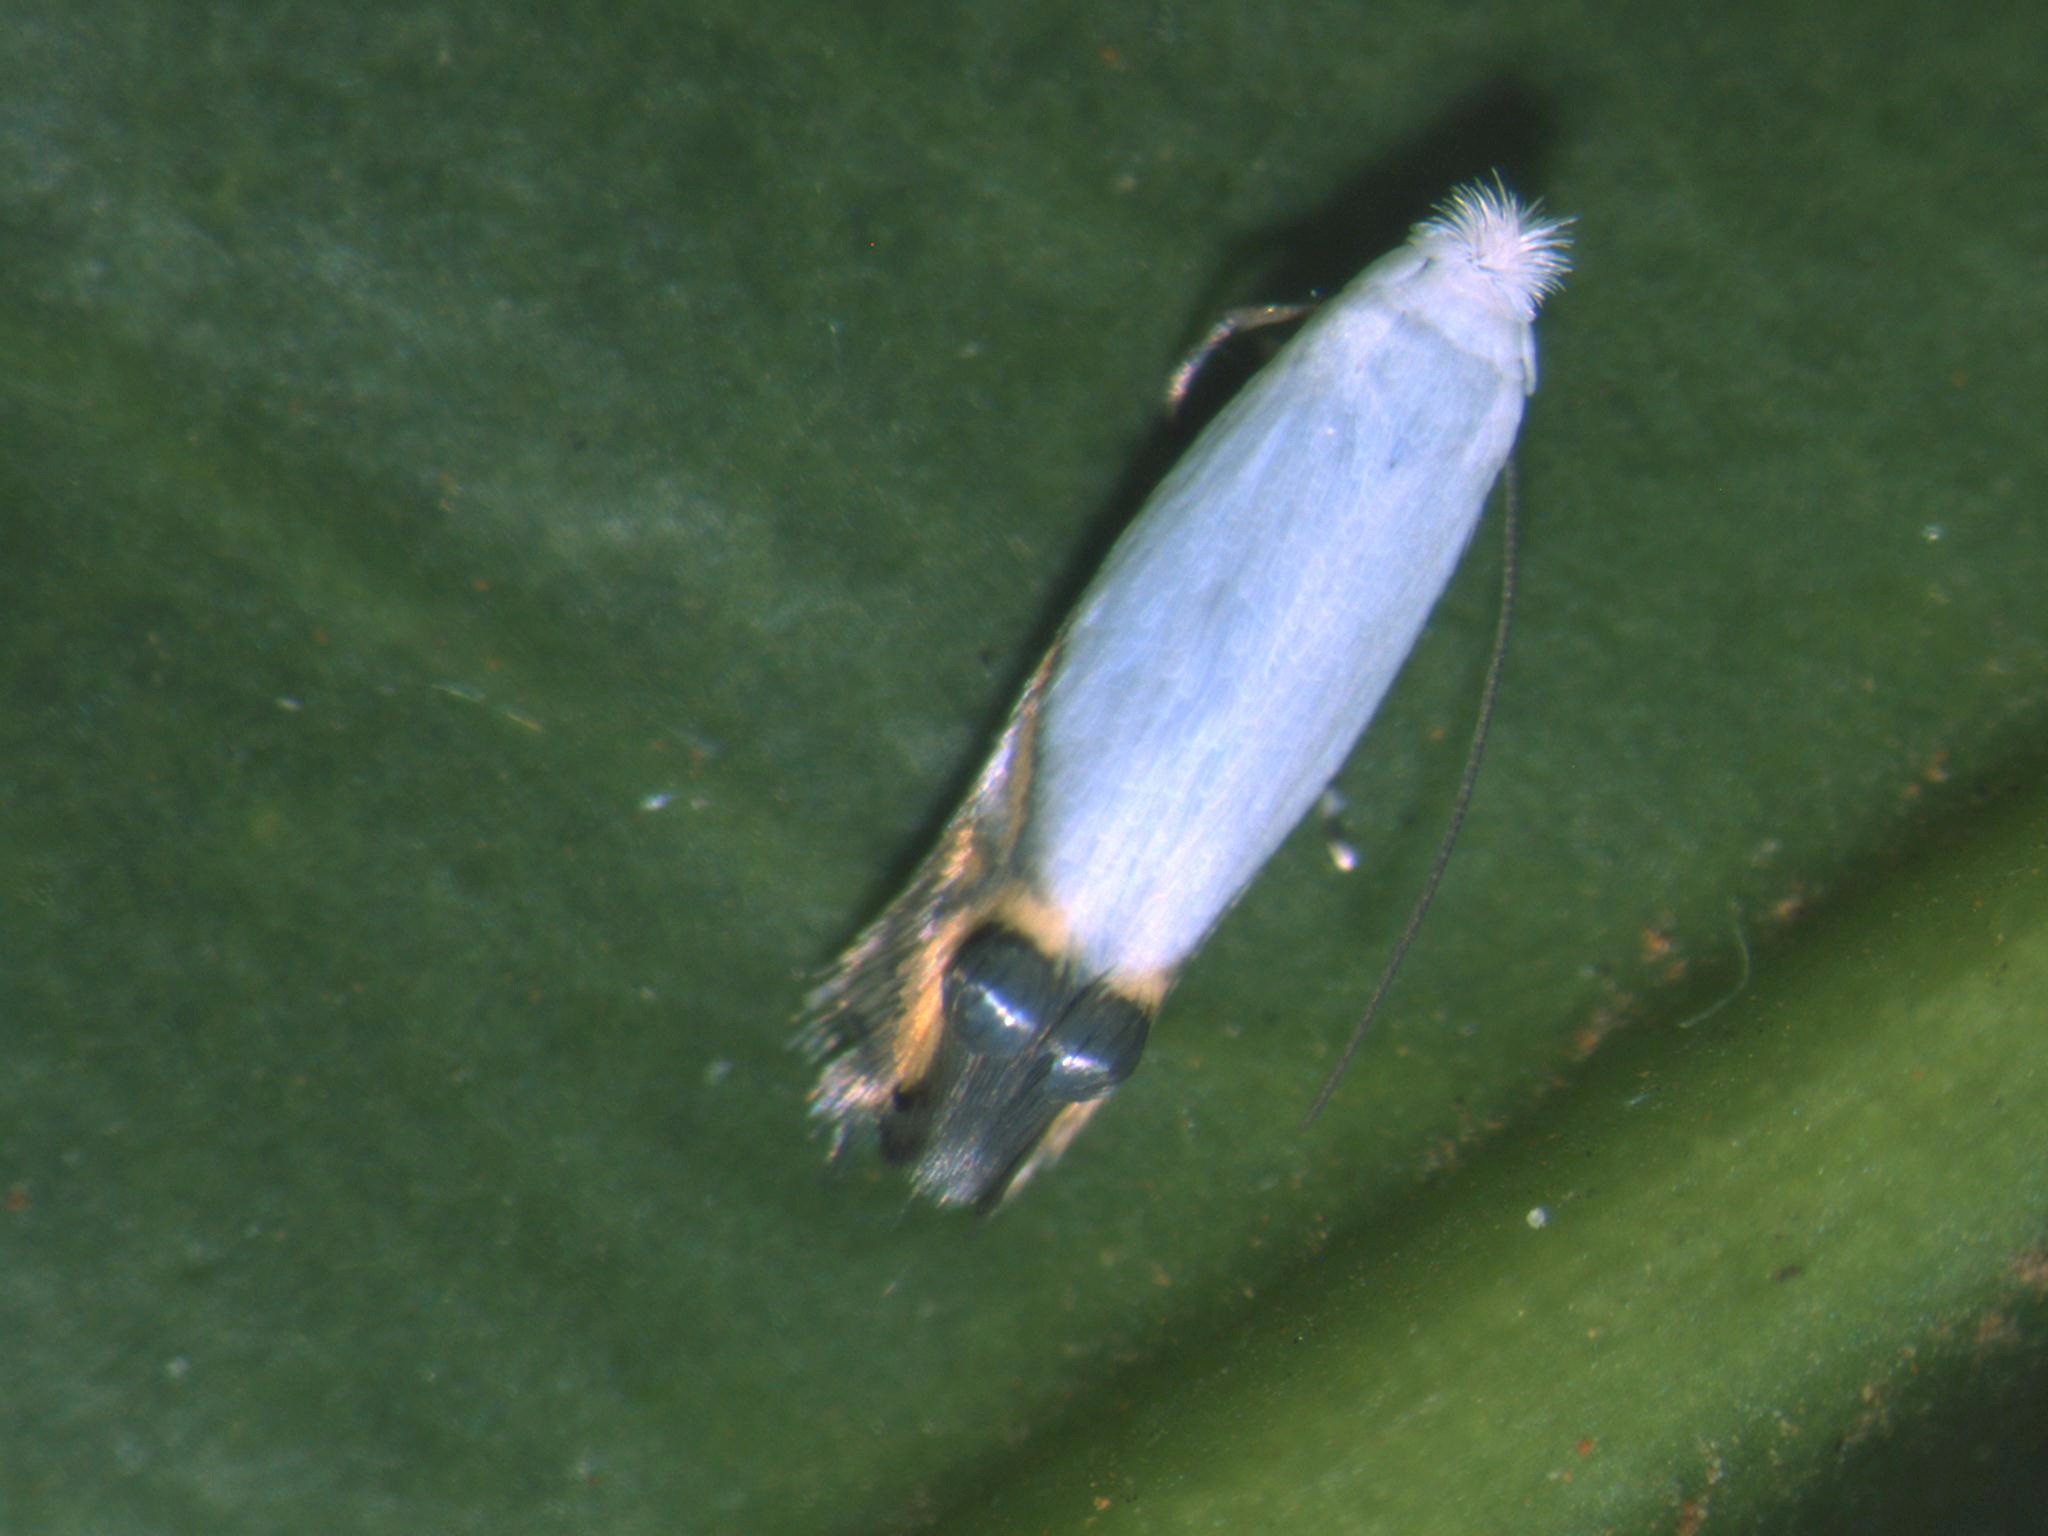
[1302,457,1522,1128]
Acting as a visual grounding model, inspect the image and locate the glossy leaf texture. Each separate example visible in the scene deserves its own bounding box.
[2,2,2044,1532]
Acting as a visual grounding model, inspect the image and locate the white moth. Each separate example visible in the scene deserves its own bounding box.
[801,180,1571,1207]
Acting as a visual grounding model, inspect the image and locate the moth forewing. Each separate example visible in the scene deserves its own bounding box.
[800,180,1570,1208]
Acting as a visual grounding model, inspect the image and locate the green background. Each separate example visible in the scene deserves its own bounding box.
[4,2,2045,1531]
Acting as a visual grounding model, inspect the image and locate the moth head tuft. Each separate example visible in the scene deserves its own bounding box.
[1413,178,1573,321]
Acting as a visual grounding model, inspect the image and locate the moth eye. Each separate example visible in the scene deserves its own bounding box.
[944,928,1057,1059]
[1042,988,1150,1102]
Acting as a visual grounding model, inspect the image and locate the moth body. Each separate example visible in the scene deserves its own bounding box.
[801,182,1570,1206]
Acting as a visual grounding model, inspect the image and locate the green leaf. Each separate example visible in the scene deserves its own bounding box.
[3,2,2043,1531]
[937,774,2048,1530]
